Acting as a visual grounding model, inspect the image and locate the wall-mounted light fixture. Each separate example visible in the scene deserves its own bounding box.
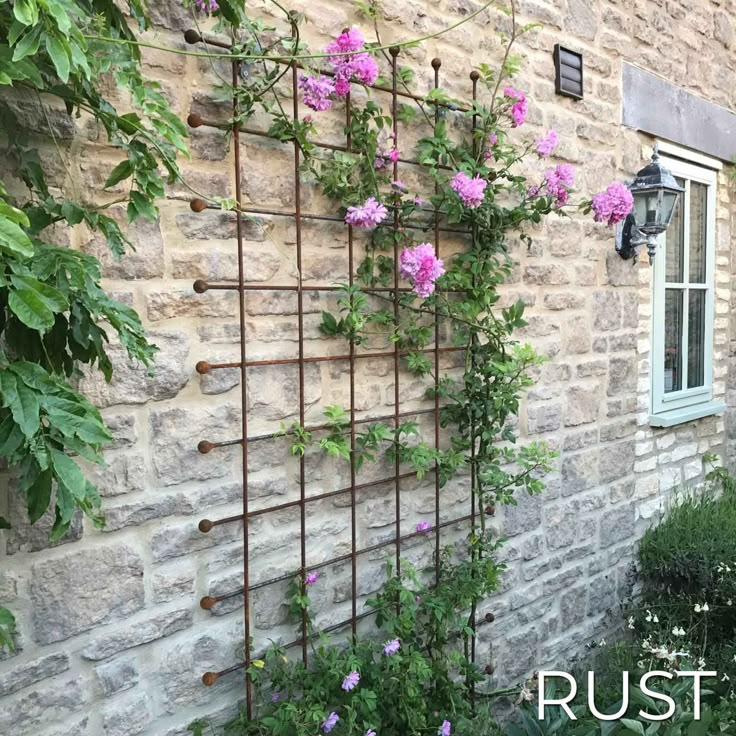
[616,144,685,263]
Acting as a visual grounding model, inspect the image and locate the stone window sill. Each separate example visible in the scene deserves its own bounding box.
[648,401,726,428]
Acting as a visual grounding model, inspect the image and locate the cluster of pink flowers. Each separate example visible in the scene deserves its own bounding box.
[400,243,445,298]
[305,571,319,585]
[535,129,558,157]
[529,163,575,208]
[450,171,488,209]
[503,86,528,127]
[298,75,335,112]
[591,181,634,226]
[326,27,379,95]
[344,197,387,228]
[300,28,379,110]
[194,0,218,12]
[438,721,452,736]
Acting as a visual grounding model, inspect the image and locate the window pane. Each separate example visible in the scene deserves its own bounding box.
[664,289,683,393]
[665,178,685,283]
[689,181,707,283]
[687,290,706,388]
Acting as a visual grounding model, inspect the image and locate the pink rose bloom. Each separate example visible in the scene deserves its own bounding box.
[450,171,488,209]
[325,27,379,96]
[503,86,528,127]
[400,243,445,298]
[326,27,366,54]
[543,163,575,208]
[416,520,432,535]
[591,181,634,226]
[344,197,388,228]
[535,130,558,157]
[386,148,400,163]
[298,74,335,112]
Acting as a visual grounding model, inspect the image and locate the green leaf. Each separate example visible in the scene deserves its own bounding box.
[45,34,71,83]
[0,214,33,257]
[620,720,646,736]
[104,160,134,189]
[8,375,40,438]
[27,466,52,524]
[13,0,38,26]
[127,191,157,223]
[44,0,72,34]
[50,448,86,500]
[8,275,68,332]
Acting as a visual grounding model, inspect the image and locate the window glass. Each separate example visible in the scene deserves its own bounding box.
[689,181,707,283]
[687,289,706,389]
[664,288,683,393]
[665,177,685,283]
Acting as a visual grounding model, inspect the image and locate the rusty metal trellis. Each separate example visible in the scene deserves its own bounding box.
[183,28,492,714]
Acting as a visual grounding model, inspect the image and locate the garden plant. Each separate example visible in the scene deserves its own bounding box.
[1,1,725,735]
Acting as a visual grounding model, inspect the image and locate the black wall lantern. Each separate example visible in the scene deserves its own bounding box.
[616,144,685,263]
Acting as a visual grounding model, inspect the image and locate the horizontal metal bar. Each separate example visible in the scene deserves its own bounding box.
[203,604,495,685]
[196,345,464,374]
[201,512,473,610]
[184,32,469,113]
[198,405,440,452]
[188,197,469,235]
[199,469,426,534]
[187,114,454,172]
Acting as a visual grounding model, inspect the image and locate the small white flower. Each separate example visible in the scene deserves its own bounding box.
[697,657,707,671]
[653,614,659,623]
[672,627,686,637]
[694,604,702,613]
[728,599,733,606]
[645,610,653,622]
[628,616,635,629]
[723,673,730,682]
[599,638,607,647]
[703,602,710,612]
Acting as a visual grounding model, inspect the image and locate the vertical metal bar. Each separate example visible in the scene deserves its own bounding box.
[469,68,481,699]
[390,46,401,575]
[346,89,358,635]
[232,57,252,716]
[291,58,309,664]
[431,57,442,583]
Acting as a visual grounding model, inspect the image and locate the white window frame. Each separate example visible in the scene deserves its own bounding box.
[649,154,722,427]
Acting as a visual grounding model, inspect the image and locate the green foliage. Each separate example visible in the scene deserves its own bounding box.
[0,0,189,648]
[638,460,736,646]
[0,605,15,651]
[201,558,506,736]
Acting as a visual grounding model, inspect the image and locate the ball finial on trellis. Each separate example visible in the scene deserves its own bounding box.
[202,672,219,686]
[431,58,442,69]
[187,113,204,128]
[193,280,209,294]
[200,596,217,610]
[389,46,400,57]
[190,198,207,213]
[184,29,202,44]
[195,361,211,375]
[470,70,480,82]
[198,519,214,533]
[198,440,215,454]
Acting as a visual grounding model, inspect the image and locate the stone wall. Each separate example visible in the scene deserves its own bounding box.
[1,0,735,734]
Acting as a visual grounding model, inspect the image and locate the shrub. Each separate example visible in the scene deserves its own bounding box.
[638,460,736,647]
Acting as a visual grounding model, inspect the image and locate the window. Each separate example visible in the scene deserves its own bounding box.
[650,155,723,427]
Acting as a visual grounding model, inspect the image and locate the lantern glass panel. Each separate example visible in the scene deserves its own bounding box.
[634,189,660,229]
[661,190,679,228]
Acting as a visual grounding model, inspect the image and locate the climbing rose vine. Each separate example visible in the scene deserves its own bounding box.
[186,8,635,736]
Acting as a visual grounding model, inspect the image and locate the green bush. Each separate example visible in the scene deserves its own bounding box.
[638,461,736,647]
